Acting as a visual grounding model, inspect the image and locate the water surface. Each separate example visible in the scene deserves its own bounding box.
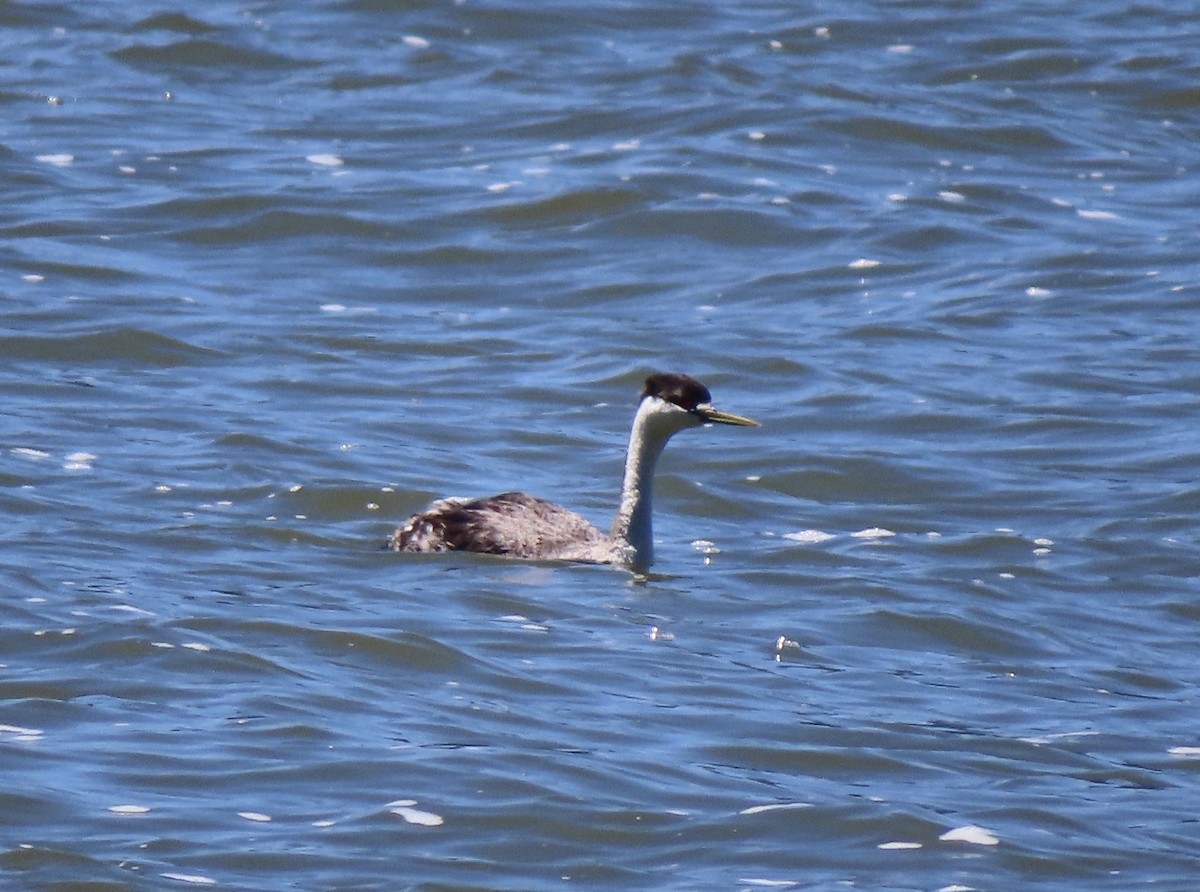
[2,1,1200,889]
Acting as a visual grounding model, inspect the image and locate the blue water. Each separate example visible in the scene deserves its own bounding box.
[3,1,1200,889]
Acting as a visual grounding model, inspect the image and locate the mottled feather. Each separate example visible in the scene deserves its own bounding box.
[387,491,616,563]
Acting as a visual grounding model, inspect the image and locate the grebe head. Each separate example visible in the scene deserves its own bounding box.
[639,372,760,432]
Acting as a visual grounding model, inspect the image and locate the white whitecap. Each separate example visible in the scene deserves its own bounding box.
[238,811,271,822]
[1077,208,1119,220]
[738,802,812,816]
[306,153,344,167]
[391,805,444,826]
[939,824,999,845]
[0,724,43,737]
[111,602,152,619]
[878,840,922,850]
[160,874,217,886]
[848,258,880,269]
[1168,746,1200,757]
[851,527,896,539]
[36,154,74,167]
[11,448,50,461]
[109,804,151,814]
[783,529,836,544]
[402,35,431,48]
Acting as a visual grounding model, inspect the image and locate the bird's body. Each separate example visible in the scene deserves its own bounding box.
[387,373,757,572]
[389,491,618,563]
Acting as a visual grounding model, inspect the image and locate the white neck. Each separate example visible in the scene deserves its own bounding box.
[610,398,696,572]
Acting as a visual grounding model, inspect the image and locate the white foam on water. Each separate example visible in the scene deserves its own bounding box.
[306,153,344,167]
[0,724,44,741]
[238,811,271,822]
[739,802,812,816]
[851,527,896,539]
[160,873,216,885]
[111,605,155,617]
[783,529,836,544]
[12,448,50,461]
[109,804,151,814]
[879,840,922,850]
[390,804,444,826]
[36,154,74,167]
[939,824,999,845]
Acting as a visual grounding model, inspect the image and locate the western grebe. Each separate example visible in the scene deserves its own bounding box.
[387,372,758,572]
